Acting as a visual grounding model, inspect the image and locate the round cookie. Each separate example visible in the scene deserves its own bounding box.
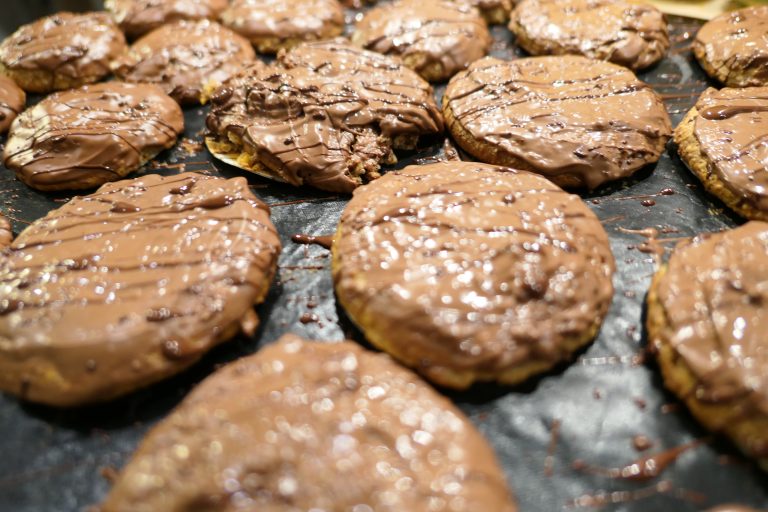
[443,55,672,190]
[509,0,669,71]
[351,0,493,82]
[0,213,11,250]
[0,172,281,407]
[0,76,24,134]
[101,334,518,512]
[206,40,444,193]
[332,161,615,389]
[693,6,768,88]
[674,87,768,221]
[4,82,183,191]
[0,12,127,94]
[220,0,345,54]
[105,0,229,39]
[457,0,513,25]
[646,222,768,470]
[111,20,256,105]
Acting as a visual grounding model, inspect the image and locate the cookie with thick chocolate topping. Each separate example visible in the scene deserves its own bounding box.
[675,87,768,221]
[112,20,256,105]
[455,0,512,24]
[332,162,615,389]
[206,40,444,193]
[443,55,672,190]
[0,76,24,134]
[101,334,518,512]
[0,172,281,407]
[352,0,492,82]
[105,0,228,39]
[0,213,11,250]
[647,222,768,470]
[509,0,668,71]
[220,0,345,54]
[4,82,183,191]
[0,12,127,93]
[693,6,768,88]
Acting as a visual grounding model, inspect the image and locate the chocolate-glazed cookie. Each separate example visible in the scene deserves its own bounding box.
[206,40,444,193]
[332,162,615,389]
[220,0,345,54]
[4,82,183,191]
[675,87,768,221]
[0,213,11,250]
[105,0,229,39]
[0,12,127,94]
[456,0,512,24]
[101,334,518,512]
[443,55,672,190]
[0,76,24,135]
[647,222,768,470]
[112,20,256,105]
[351,0,492,82]
[0,172,281,407]
[509,0,669,71]
[693,6,768,88]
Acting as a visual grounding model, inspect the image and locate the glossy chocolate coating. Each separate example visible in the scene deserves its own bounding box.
[0,172,281,406]
[105,0,229,39]
[0,75,24,134]
[101,334,517,512]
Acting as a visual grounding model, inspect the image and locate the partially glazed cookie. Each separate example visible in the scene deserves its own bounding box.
[647,222,768,470]
[4,82,183,191]
[352,0,492,82]
[101,334,518,512]
[333,162,615,389]
[693,6,768,88]
[443,56,672,190]
[112,20,256,105]
[0,173,281,407]
[675,87,768,221]
[509,0,669,71]
[220,0,345,54]
[105,0,229,39]
[0,12,128,93]
[0,76,24,134]
[206,40,444,193]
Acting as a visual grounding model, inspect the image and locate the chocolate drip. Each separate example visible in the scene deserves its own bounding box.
[105,0,229,39]
[700,104,768,121]
[291,234,333,249]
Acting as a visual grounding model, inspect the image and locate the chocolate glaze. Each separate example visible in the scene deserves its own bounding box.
[654,222,768,455]
[206,40,444,193]
[509,0,669,71]
[692,87,768,213]
[352,0,492,81]
[291,234,333,249]
[444,56,672,190]
[333,162,615,387]
[4,82,184,191]
[0,213,11,250]
[694,6,768,87]
[0,75,24,134]
[101,334,517,511]
[112,20,256,105]
[0,172,281,406]
[0,12,127,86]
[105,0,229,39]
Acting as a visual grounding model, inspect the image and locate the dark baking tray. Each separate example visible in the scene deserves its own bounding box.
[1,2,766,511]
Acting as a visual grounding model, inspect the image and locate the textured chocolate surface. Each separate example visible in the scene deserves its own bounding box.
[112,20,256,105]
[0,172,281,406]
[105,0,228,39]
[4,82,184,190]
[0,75,24,134]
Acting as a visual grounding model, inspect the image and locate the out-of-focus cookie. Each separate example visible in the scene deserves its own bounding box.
[206,40,444,193]
[443,55,671,190]
[332,161,615,389]
[693,6,768,88]
[0,12,128,93]
[4,82,183,191]
[456,0,512,24]
[101,334,518,512]
[105,0,228,39]
[351,0,492,82]
[0,213,11,250]
[0,172,281,407]
[674,87,768,221]
[509,0,669,71]
[112,20,256,105]
[0,76,24,134]
[220,0,345,54]
[647,222,768,470]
